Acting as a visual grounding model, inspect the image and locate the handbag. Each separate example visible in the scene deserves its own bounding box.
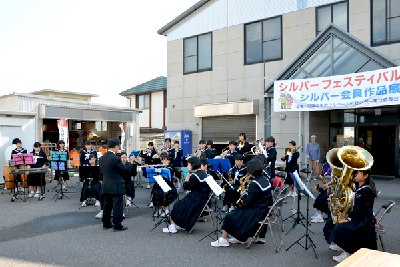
[314,165,322,175]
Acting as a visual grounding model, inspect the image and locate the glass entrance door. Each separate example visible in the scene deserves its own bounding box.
[358,126,396,176]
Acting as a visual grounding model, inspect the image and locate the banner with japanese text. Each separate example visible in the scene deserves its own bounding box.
[57,119,69,151]
[273,66,400,111]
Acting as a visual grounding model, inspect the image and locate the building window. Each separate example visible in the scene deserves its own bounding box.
[245,16,282,64]
[138,95,149,109]
[183,32,212,74]
[316,1,348,35]
[372,0,400,46]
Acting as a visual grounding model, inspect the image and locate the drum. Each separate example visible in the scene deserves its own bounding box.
[3,164,16,189]
[20,165,28,188]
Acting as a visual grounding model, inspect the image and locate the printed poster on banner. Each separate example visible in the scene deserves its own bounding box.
[57,119,69,151]
[273,66,400,111]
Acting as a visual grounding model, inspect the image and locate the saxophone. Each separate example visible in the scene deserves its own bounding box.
[223,166,235,191]
[315,170,329,193]
[326,146,373,224]
[236,174,252,206]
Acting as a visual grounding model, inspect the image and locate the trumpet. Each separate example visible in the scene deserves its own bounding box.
[238,140,245,149]
[236,174,252,206]
[280,146,303,157]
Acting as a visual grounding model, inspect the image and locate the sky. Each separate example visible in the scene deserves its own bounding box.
[0,0,198,105]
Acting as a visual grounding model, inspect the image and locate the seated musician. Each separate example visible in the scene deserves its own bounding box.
[11,138,28,192]
[28,142,48,198]
[81,155,101,207]
[223,140,239,167]
[211,159,272,247]
[162,157,211,233]
[140,142,157,189]
[200,157,218,181]
[281,141,299,197]
[323,169,377,263]
[236,133,250,155]
[120,152,136,206]
[206,140,217,159]
[311,163,332,224]
[196,140,212,158]
[151,153,177,217]
[254,154,276,198]
[222,154,247,213]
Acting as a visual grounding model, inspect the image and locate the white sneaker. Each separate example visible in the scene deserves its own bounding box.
[18,187,24,192]
[292,192,298,197]
[148,202,154,208]
[211,237,229,247]
[95,210,103,219]
[229,238,246,244]
[311,212,319,219]
[160,211,166,217]
[28,192,35,198]
[333,251,350,263]
[81,201,87,207]
[126,198,132,207]
[34,192,40,198]
[311,217,324,223]
[329,243,343,251]
[153,210,161,217]
[162,225,177,233]
[228,206,235,212]
[147,184,150,189]
[95,200,101,207]
[287,191,293,197]
[312,177,317,181]
[221,206,228,212]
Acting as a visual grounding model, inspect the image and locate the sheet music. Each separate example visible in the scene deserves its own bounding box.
[205,176,224,197]
[293,171,315,200]
[154,175,171,192]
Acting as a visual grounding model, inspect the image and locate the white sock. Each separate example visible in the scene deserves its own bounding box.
[31,191,35,194]
[127,197,132,201]
[165,209,169,213]
[170,224,176,229]
[316,213,322,218]
[36,191,40,194]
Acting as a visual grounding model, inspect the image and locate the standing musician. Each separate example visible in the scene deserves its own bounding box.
[211,159,272,247]
[80,141,97,166]
[222,154,247,213]
[170,140,183,168]
[162,157,211,233]
[150,153,177,217]
[206,140,217,159]
[223,140,239,167]
[27,142,48,198]
[162,138,174,155]
[81,155,101,207]
[11,138,27,192]
[196,140,212,158]
[140,141,157,189]
[236,133,250,155]
[264,136,277,179]
[55,140,70,189]
[281,141,299,197]
[100,138,134,231]
[120,152,136,207]
[323,169,377,263]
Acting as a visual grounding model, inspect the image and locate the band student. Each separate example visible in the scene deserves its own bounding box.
[323,169,377,263]
[264,136,277,179]
[150,153,177,217]
[140,141,157,189]
[81,155,101,207]
[11,138,27,192]
[236,133,250,155]
[211,159,272,247]
[120,152,136,207]
[206,140,217,159]
[162,157,211,234]
[311,163,331,224]
[197,140,212,158]
[171,140,183,168]
[100,138,134,232]
[55,140,69,190]
[222,154,247,213]
[27,142,48,198]
[281,141,299,197]
[223,140,239,167]
[162,138,174,154]
[80,140,97,166]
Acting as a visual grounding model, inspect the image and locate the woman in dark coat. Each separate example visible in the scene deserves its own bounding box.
[281,141,299,197]
[28,142,48,198]
[211,159,272,247]
[162,157,211,233]
[323,169,377,263]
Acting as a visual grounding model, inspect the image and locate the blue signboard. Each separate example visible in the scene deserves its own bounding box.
[164,130,192,157]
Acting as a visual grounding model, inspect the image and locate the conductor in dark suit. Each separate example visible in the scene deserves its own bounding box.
[99,138,134,231]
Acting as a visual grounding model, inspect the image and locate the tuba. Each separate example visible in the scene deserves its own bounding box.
[327,146,373,224]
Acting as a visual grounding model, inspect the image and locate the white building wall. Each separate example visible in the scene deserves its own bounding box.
[139,110,150,128]
[166,0,340,41]
[151,91,164,129]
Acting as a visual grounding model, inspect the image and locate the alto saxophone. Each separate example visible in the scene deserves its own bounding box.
[223,166,235,191]
[236,174,251,206]
[315,170,329,193]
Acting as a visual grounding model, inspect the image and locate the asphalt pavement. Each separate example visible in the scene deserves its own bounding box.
[0,175,399,267]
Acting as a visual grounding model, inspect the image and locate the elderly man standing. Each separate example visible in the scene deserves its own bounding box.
[306,135,320,180]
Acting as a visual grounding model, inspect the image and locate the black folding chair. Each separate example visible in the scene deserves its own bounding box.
[375,200,395,252]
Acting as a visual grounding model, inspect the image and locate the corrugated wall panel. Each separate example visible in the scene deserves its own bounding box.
[202,115,256,142]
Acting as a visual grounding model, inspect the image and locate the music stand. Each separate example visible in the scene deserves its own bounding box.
[79,166,100,210]
[13,154,34,166]
[150,175,173,233]
[208,159,231,174]
[50,151,69,201]
[286,170,317,259]
[199,176,224,242]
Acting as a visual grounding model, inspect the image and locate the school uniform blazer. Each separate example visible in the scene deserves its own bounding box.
[99,151,133,195]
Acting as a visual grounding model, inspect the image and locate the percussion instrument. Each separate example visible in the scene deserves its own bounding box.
[3,164,16,189]
[20,166,28,188]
